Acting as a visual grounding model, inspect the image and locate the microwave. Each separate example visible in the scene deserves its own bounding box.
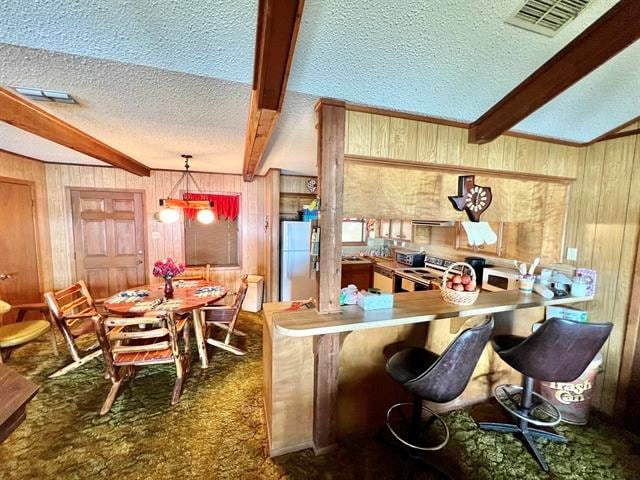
[395,250,426,267]
[482,267,520,292]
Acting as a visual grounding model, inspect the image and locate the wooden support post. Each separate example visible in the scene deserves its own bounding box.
[316,100,346,314]
[313,332,342,454]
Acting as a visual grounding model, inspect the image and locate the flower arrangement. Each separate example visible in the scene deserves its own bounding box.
[152,258,185,279]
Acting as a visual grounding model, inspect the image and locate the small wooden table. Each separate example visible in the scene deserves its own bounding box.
[0,364,39,443]
[104,281,227,368]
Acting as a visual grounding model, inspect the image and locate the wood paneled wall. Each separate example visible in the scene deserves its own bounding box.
[280,174,317,194]
[44,164,271,297]
[564,135,640,415]
[0,151,53,292]
[344,109,640,416]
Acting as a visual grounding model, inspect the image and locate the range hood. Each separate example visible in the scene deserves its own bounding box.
[411,220,455,227]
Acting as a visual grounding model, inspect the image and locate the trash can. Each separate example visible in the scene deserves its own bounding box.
[242,275,264,312]
[537,353,602,425]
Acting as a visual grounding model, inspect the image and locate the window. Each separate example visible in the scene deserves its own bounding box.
[341,219,367,245]
[184,216,240,267]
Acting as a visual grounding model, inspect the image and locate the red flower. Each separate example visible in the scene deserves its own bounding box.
[152,258,186,278]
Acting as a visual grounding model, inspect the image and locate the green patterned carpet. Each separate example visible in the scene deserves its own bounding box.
[1,312,639,479]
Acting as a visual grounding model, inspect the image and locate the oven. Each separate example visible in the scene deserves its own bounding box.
[482,267,520,292]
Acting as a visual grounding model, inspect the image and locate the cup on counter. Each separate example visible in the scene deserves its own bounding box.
[571,276,589,297]
[518,274,535,293]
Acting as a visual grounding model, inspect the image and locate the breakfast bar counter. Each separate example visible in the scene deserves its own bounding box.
[263,291,593,457]
[273,289,593,337]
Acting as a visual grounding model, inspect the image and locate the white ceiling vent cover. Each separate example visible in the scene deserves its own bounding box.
[506,0,592,37]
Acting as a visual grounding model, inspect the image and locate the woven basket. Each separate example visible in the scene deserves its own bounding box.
[440,262,480,306]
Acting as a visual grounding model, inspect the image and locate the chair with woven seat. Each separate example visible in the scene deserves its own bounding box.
[479,317,612,472]
[0,300,57,363]
[44,280,106,378]
[92,311,190,415]
[201,275,248,356]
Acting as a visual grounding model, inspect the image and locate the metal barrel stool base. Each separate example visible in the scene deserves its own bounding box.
[386,402,450,452]
[479,318,613,472]
[479,378,567,472]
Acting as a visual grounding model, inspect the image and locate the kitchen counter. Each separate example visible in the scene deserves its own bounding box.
[267,289,593,455]
[340,257,373,265]
[273,290,593,337]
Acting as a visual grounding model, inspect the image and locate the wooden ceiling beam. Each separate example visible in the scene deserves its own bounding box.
[0,86,150,176]
[243,0,304,182]
[469,0,640,145]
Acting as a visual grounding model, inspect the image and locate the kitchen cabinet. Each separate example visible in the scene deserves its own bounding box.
[280,193,316,218]
[379,219,391,238]
[390,219,403,239]
[388,219,413,241]
[341,262,373,290]
[402,220,413,241]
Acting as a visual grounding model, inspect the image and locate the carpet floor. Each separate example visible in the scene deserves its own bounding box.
[1,312,639,479]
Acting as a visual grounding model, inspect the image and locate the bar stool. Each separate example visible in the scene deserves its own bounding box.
[479,317,612,472]
[386,316,494,456]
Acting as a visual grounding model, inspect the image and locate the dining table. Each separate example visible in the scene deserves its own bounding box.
[104,280,227,368]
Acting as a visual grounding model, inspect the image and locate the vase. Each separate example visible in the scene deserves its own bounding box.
[164,276,174,299]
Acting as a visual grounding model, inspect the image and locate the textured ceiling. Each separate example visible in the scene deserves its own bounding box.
[0,44,318,175]
[0,0,638,173]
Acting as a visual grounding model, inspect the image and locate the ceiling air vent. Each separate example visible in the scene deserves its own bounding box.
[14,86,78,104]
[505,0,592,37]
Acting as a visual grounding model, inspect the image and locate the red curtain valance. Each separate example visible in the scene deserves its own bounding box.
[183,193,240,221]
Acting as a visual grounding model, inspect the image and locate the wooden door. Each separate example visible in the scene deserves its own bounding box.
[0,179,41,324]
[71,189,146,298]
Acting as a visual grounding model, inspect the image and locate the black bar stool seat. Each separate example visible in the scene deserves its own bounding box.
[480,317,612,472]
[385,316,494,453]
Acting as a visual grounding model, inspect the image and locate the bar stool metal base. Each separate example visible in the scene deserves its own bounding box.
[386,401,450,452]
[494,384,561,427]
[479,377,567,472]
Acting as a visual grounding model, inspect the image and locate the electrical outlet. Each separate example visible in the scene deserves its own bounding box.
[566,247,578,261]
[151,231,161,240]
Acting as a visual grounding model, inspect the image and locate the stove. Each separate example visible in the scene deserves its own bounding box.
[393,268,441,292]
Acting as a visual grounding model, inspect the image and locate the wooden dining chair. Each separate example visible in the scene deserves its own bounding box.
[92,311,190,415]
[202,275,249,356]
[0,300,58,364]
[44,280,105,378]
[176,264,211,281]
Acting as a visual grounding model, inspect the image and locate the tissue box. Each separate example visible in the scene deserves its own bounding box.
[546,306,588,323]
[357,291,394,311]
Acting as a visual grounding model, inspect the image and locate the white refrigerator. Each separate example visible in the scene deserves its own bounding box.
[280,221,317,301]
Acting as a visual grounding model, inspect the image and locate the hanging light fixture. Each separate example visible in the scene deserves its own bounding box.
[157,154,215,224]
[196,208,215,224]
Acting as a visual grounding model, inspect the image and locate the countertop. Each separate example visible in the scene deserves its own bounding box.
[272,289,593,337]
[341,257,374,265]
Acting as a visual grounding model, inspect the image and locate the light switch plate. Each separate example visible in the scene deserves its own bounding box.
[566,247,578,261]
[151,231,161,240]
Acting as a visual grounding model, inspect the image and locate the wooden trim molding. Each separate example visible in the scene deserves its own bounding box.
[596,127,640,144]
[344,154,576,184]
[468,0,640,144]
[243,0,305,182]
[0,87,150,176]
[589,115,640,145]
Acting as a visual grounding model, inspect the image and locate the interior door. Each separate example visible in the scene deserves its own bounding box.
[0,179,41,324]
[71,189,146,298]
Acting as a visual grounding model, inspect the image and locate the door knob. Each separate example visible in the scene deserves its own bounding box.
[136,260,143,265]
[0,273,13,281]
